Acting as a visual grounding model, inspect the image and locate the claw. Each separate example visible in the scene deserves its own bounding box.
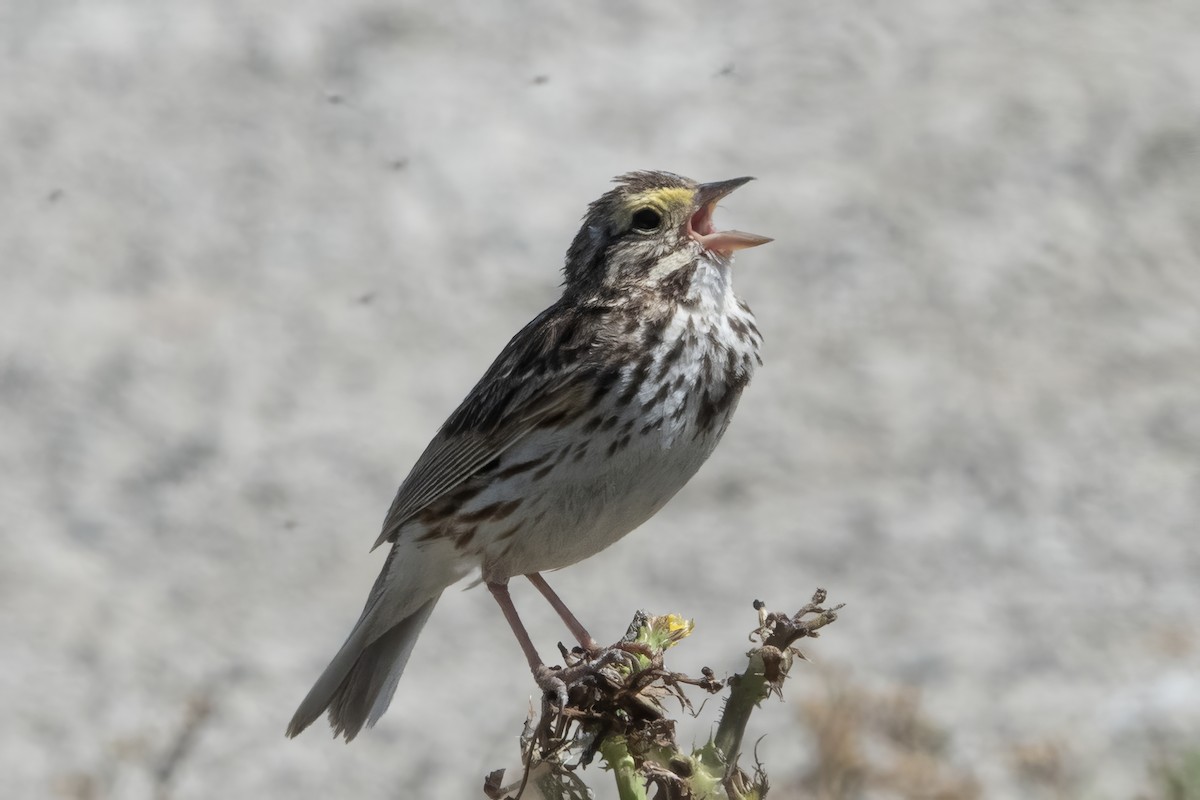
[531,647,637,711]
[533,665,569,710]
[590,649,628,669]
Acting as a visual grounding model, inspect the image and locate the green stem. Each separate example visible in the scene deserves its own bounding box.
[599,735,647,800]
[712,650,769,767]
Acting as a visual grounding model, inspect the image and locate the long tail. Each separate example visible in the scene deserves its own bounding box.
[286,593,441,741]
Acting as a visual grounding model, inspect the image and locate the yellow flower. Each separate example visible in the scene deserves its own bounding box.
[639,613,695,652]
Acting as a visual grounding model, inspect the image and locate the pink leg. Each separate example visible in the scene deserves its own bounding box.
[487,580,545,671]
[526,572,601,652]
[489,580,578,708]
[490,578,633,709]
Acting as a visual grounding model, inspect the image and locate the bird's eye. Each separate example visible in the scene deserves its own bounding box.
[630,208,662,232]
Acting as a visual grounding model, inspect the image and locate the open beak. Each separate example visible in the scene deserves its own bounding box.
[688,176,773,256]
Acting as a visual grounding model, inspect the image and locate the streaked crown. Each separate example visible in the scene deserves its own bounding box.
[563,171,701,294]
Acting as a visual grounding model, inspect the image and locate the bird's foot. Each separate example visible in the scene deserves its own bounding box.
[569,637,641,668]
[533,664,569,710]
[533,648,632,710]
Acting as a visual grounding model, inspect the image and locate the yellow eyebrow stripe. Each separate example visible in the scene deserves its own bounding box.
[628,187,694,210]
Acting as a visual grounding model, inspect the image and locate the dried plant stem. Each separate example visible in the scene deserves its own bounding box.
[485,591,842,800]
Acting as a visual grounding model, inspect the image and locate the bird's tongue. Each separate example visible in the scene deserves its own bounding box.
[689,203,773,255]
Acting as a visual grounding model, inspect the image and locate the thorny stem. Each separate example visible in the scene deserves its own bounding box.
[711,649,774,774]
[713,590,842,771]
[599,735,648,800]
[486,591,841,800]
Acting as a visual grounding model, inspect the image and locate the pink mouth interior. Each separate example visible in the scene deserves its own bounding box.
[686,201,773,255]
[688,203,717,237]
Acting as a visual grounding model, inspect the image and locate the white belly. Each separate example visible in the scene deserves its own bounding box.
[473,285,760,581]
[475,409,730,580]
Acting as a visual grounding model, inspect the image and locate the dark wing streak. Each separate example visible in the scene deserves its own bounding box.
[369,423,533,551]
[370,381,583,551]
[370,301,598,551]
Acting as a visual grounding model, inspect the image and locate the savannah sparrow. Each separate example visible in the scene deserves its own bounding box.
[287,171,771,740]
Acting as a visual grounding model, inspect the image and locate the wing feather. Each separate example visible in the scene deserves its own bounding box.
[370,302,601,550]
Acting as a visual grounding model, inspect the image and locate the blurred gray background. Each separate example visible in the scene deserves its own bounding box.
[3,1,1199,798]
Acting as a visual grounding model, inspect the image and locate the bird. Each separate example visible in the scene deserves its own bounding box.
[286,170,772,741]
